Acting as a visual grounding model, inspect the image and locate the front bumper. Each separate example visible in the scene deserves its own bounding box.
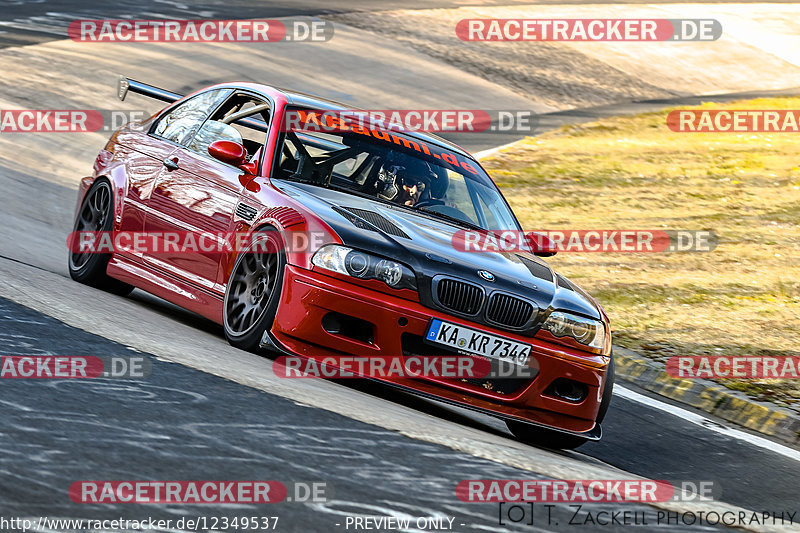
[269,264,610,437]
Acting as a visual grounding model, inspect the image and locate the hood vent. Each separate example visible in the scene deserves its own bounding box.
[334,206,409,239]
[518,255,553,282]
[556,273,575,291]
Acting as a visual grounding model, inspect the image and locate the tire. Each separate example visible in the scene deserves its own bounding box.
[507,356,615,450]
[68,179,134,296]
[223,227,286,352]
[595,353,615,425]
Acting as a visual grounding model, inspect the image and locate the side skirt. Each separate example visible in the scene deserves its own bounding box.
[106,256,224,324]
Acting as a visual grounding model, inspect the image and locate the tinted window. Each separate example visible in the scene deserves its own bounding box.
[153,88,231,145]
[185,94,270,163]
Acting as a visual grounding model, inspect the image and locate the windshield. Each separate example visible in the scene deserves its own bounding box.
[272,112,520,231]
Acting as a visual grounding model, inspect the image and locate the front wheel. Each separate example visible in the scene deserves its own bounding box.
[507,356,615,450]
[223,227,285,352]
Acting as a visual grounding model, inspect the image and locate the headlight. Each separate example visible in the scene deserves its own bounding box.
[542,311,605,350]
[312,245,417,291]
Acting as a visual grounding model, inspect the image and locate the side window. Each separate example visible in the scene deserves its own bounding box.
[152,88,231,145]
[185,94,270,163]
[332,152,370,181]
[185,121,244,156]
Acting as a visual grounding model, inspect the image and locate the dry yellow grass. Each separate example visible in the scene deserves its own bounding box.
[482,97,800,408]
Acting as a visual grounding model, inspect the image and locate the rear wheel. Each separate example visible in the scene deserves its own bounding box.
[67,179,134,296]
[507,356,615,450]
[223,227,285,352]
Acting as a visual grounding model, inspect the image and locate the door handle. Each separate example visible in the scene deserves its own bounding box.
[163,157,179,171]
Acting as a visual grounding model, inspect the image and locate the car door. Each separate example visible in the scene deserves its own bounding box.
[143,91,270,294]
[115,136,172,254]
[117,88,231,266]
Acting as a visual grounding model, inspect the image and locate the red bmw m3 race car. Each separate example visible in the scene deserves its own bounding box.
[68,77,613,449]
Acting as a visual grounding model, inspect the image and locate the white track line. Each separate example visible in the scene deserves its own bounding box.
[616,385,800,462]
[474,140,522,160]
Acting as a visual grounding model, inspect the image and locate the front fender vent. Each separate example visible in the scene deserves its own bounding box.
[264,206,304,228]
[235,202,258,222]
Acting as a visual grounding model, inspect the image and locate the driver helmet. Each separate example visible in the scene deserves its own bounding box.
[376,152,432,201]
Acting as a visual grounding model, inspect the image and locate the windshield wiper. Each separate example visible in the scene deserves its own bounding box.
[371,200,482,231]
[413,208,483,231]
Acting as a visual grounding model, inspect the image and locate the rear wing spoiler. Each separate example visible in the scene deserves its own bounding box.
[116,75,269,133]
[117,75,182,104]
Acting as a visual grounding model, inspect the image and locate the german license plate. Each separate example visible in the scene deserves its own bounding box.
[425,319,531,367]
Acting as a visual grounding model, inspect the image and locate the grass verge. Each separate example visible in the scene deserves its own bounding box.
[482,97,800,409]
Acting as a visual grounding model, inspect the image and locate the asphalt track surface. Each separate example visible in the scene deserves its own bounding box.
[1,2,800,532]
[2,296,739,533]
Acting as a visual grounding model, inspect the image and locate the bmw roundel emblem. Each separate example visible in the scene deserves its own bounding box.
[478,270,495,282]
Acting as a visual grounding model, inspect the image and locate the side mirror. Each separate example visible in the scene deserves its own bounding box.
[526,232,558,257]
[208,140,247,167]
